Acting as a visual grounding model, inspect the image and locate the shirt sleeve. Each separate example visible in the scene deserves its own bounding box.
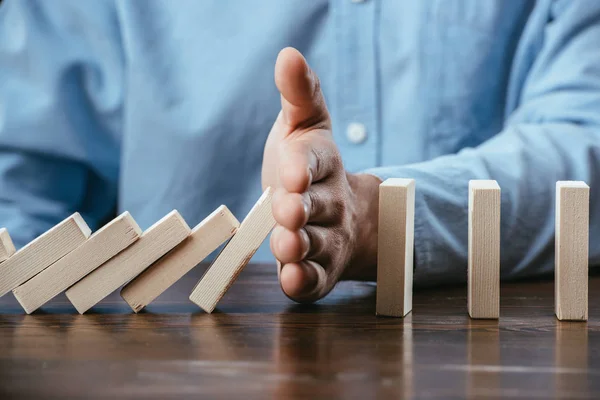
[365,0,600,287]
[0,0,123,247]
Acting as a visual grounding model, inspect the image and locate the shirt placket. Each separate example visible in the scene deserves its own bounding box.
[332,0,380,172]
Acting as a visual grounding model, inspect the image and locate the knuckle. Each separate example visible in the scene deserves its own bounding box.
[329,149,343,169]
[329,197,346,223]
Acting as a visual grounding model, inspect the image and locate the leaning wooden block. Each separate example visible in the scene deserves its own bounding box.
[65,210,191,314]
[13,212,141,314]
[0,228,16,263]
[555,181,589,321]
[121,205,240,312]
[468,180,501,319]
[376,178,415,317]
[0,213,91,298]
[189,187,275,313]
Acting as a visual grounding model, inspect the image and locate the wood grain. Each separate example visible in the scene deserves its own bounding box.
[0,228,16,262]
[468,180,501,319]
[376,178,415,317]
[189,188,275,313]
[555,181,589,321]
[0,213,91,298]
[121,205,240,312]
[13,212,141,314]
[1,265,600,399]
[66,210,191,314]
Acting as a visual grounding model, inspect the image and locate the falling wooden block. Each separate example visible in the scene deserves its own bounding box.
[65,210,191,314]
[13,212,141,314]
[121,206,240,312]
[0,213,91,298]
[555,181,589,321]
[376,178,415,317]
[0,228,16,263]
[468,180,501,319]
[189,187,275,313]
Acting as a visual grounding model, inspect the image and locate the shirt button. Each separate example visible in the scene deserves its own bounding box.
[346,122,368,144]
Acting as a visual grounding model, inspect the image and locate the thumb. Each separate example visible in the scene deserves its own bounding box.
[274,47,330,130]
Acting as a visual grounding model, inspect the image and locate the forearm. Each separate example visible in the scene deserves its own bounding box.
[366,122,600,287]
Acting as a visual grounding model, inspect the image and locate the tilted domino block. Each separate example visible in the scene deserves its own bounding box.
[0,228,16,263]
[468,180,501,319]
[555,181,589,321]
[65,210,191,314]
[0,213,91,298]
[189,187,275,313]
[376,178,415,317]
[121,205,240,312]
[13,212,141,314]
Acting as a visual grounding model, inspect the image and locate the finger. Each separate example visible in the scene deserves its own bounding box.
[279,260,329,303]
[272,183,344,230]
[272,188,308,231]
[274,47,330,129]
[279,137,339,193]
[301,225,330,263]
[305,181,345,225]
[270,223,331,266]
[270,225,309,264]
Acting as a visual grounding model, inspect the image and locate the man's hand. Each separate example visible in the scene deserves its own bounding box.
[262,48,381,303]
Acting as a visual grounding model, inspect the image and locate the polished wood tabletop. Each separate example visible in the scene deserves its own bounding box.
[0,263,597,399]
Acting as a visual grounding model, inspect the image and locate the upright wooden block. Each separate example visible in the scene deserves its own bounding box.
[13,212,141,314]
[555,181,589,321]
[376,178,415,317]
[468,180,501,319]
[0,213,91,298]
[65,210,192,314]
[189,187,275,313]
[0,228,16,263]
[121,206,240,312]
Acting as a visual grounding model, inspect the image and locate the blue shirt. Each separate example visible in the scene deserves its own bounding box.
[1,0,599,287]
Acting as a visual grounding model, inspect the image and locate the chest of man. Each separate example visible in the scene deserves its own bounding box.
[113,0,534,260]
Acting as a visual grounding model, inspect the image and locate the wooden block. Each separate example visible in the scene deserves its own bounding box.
[0,213,91,298]
[189,187,275,313]
[121,205,240,312]
[555,181,589,321]
[376,178,415,317]
[65,210,192,314]
[468,180,501,319]
[0,228,16,262]
[13,212,141,314]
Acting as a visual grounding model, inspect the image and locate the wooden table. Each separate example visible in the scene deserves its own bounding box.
[0,263,597,399]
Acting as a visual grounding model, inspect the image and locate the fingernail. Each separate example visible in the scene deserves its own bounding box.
[302,196,311,223]
[300,229,310,259]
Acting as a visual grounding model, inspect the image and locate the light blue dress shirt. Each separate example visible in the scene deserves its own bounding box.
[1,0,599,287]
